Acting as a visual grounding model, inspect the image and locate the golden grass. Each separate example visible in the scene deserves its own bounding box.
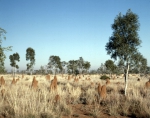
[0,74,149,118]
[11,78,16,85]
[45,74,50,81]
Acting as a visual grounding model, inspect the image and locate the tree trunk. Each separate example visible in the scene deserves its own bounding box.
[12,67,14,77]
[124,63,129,96]
[14,67,16,78]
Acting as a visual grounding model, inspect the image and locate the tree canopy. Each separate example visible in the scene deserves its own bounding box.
[26,47,35,74]
[0,28,12,73]
[105,9,144,95]
[106,9,141,63]
[105,59,117,74]
[47,55,62,74]
[9,52,20,77]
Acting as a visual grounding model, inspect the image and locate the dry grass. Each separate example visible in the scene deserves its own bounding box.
[0,74,149,118]
[45,74,50,81]
[11,78,16,85]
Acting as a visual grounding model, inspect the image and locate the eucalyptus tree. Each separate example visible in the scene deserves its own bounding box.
[131,52,147,76]
[97,63,107,75]
[105,59,117,77]
[40,65,45,75]
[67,60,78,74]
[146,66,150,74]
[47,55,62,74]
[26,47,35,75]
[83,61,91,74]
[78,57,84,73]
[9,52,20,77]
[61,61,67,74]
[105,9,142,95]
[0,28,12,73]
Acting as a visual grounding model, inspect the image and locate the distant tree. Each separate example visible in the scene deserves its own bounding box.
[0,47,6,73]
[61,61,67,74]
[9,52,20,78]
[77,57,84,73]
[97,63,107,75]
[26,47,35,75]
[44,65,49,74]
[89,70,97,74]
[21,70,26,74]
[75,69,79,75]
[117,59,124,74]
[105,59,117,77]
[67,60,78,74]
[105,9,142,95]
[146,66,150,74]
[131,52,147,76]
[47,55,62,74]
[40,65,45,75]
[0,28,12,73]
[83,61,91,74]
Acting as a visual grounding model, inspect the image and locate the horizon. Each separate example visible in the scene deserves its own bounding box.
[0,0,150,72]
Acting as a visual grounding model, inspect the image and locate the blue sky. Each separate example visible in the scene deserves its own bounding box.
[0,0,150,71]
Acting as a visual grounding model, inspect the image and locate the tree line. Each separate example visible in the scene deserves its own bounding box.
[0,9,149,81]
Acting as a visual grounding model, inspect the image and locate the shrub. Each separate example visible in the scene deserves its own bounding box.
[100,75,110,80]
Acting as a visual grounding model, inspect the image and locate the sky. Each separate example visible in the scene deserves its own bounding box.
[0,0,150,71]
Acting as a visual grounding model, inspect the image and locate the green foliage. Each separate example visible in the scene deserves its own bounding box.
[0,27,12,73]
[89,70,97,74]
[105,60,117,73]
[61,61,67,74]
[26,47,35,74]
[75,69,79,75]
[0,66,7,74]
[40,65,46,75]
[100,75,110,80]
[97,63,107,74]
[105,9,143,95]
[67,60,78,74]
[83,61,91,73]
[78,57,84,73]
[0,47,6,71]
[48,55,62,74]
[9,52,20,69]
[105,9,141,64]
[67,57,91,74]
[130,52,147,74]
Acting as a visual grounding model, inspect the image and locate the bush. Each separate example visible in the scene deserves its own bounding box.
[100,75,110,80]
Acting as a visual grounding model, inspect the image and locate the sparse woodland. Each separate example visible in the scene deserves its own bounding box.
[0,9,150,118]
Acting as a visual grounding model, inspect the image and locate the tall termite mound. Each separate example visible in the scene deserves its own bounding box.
[145,79,150,88]
[50,75,57,91]
[97,83,107,99]
[0,76,5,86]
[31,76,38,89]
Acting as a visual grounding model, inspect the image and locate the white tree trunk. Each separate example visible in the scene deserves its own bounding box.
[12,67,14,77]
[125,63,129,96]
[14,67,16,78]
